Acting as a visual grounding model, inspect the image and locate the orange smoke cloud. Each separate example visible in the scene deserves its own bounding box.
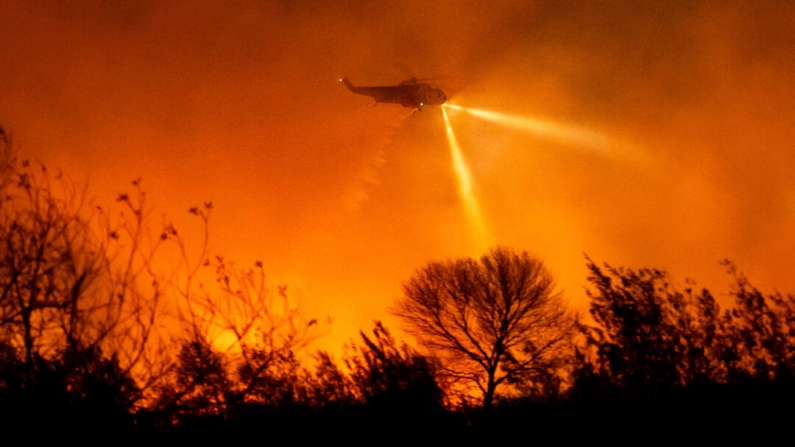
[3,1,795,356]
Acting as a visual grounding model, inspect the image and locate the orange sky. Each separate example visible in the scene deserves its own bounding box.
[2,1,795,354]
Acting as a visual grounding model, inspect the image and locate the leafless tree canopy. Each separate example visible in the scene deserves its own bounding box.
[0,132,330,422]
[0,132,168,396]
[393,247,577,407]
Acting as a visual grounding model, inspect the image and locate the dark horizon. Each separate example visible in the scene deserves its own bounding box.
[3,1,795,355]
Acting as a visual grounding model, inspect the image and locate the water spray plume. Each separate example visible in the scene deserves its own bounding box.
[441,106,492,247]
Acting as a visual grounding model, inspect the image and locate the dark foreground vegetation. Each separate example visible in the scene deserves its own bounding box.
[1,128,793,440]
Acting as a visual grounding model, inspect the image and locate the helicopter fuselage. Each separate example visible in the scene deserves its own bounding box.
[341,77,446,110]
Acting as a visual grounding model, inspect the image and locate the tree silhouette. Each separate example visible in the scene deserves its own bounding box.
[170,245,327,409]
[0,132,167,406]
[393,247,577,407]
[577,257,795,398]
[0,153,102,378]
[0,129,336,431]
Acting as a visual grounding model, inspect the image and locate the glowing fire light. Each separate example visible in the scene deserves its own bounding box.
[445,104,631,157]
[441,106,491,247]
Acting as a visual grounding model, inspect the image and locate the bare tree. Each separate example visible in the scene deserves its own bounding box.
[148,202,329,417]
[0,128,328,423]
[190,254,327,407]
[0,131,165,401]
[393,247,577,407]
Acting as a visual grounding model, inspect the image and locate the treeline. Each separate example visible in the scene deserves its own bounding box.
[1,128,794,439]
[568,259,795,438]
[0,130,452,439]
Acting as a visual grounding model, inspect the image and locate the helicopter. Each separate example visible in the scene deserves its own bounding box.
[340,77,446,111]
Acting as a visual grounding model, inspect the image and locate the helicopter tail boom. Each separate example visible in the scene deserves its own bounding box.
[341,77,356,92]
[340,77,401,103]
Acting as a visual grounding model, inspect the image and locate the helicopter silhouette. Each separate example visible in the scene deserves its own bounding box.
[341,77,446,111]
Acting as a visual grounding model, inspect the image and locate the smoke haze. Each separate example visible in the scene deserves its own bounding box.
[2,0,794,351]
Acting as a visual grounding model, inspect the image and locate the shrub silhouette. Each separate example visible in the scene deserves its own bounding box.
[573,256,795,433]
[345,321,443,410]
